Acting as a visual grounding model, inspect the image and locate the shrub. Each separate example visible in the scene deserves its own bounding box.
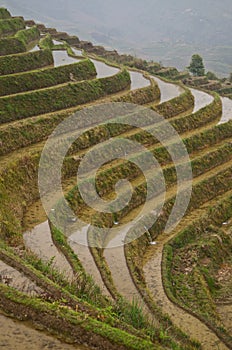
[0,58,96,96]
[0,8,11,19]
[0,37,26,56]
[15,26,40,47]
[0,49,53,75]
[0,17,25,36]
[0,69,130,122]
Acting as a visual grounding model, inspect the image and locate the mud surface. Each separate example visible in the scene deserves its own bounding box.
[0,260,43,296]
[0,313,88,350]
[217,304,232,334]
[67,225,111,297]
[24,221,74,280]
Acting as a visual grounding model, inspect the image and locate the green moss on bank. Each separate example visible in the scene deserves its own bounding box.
[15,26,40,47]
[154,88,194,118]
[0,69,130,122]
[0,49,53,76]
[0,58,96,96]
[163,195,232,347]
[0,37,26,56]
[0,17,25,37]
[0,284,158,350]
[0,8,11,19]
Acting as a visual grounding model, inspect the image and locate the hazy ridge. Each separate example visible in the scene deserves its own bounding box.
[1,0,232,75]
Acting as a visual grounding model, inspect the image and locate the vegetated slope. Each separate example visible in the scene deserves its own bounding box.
[0,7,231,350]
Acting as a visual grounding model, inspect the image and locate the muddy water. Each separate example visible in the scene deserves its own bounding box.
[24,221,74,280]
[103,244,155,323]
[23,177,110,297]
[52,50,81,67]
[0,260,43,296]
[103,223,156,322]
[23,178,75,280]
[219,97,232,124]
[23,206,110,297]
[217,305,232,333]
[102,195,165,322]
[0,313,88,350]
[103,225,142,299]
[67,225,111,297]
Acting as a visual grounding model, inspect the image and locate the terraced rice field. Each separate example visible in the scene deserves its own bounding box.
[0,7,232,350]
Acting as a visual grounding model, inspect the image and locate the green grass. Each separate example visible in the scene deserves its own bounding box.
[0,8,11,19]
[15,26,40,47]
[0,69,130,122]
[0,58,96,96]
[163,195,232,347]
[0,48,53,75]
[0,17,25,37]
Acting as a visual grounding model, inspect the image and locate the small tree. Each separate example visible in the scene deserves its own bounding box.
[188,54,205,76]
[206,71,218,80]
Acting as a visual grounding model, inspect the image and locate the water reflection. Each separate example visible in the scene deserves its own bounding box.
[0,314,88,350]
[53,39,63,45]
[71,47,83,56]
[129,71,150,90]
[90,59,119,78]
[152,76,182,103]
[189,88,213,113]
[53,50,81,67]
[219,97,232,124]
[29,44,40,52]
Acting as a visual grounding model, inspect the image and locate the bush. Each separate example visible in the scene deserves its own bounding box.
[0,58,96,96]
[15,26,40,47]
[0,17,25,36]
[0,69,131,123]
[0,37,26,56]
[0,49,53,75]
[0,8,11,19]
[155,88,194,118]
[39,34,53,49]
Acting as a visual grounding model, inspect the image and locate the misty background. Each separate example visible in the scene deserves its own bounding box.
[1,0,232,76]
